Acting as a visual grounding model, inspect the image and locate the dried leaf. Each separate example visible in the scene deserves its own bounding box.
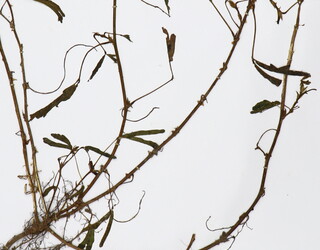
[124,136,159,149]
[254,60,311,77]
[17,175,28,180]
[162,27,169,36]
[254,64,282,86]
[168,34,176,62]
[107,54,117,63]
[30,84,78,120]
[301,77,311,85]
[228,0,237,9]
[43,186,57,197]
[51,133,72,148]
[269,0,283,24]
[162,27,176,62]
[82,211,112,232]
[88,55,105,81]
[84,146,116,159]
[78,229,95,250]
[122,34,132,42]
[122,129,165,138]
[250,100,280,114]
[164,0,170,14]
[99,210,114,247]
[43,137,72,150]
[88,160,94,171]
[33,0,65,23]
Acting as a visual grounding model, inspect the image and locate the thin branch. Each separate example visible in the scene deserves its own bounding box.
[130,60,174,106]
[5,0,48,215]
[48,228,81,250]
[199,1,305,248]
[209,0,235,37]
[27,43,94,94]
[57,0,256,220]
[0,33,40,219]
[125,107,159,122]
[225,0,240,28]
[186,234,196,250]
[72,0,130,205]
[113,191,146,223]
[140,0,170,16]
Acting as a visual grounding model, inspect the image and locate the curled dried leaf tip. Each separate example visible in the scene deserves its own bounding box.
[162,27,176,62]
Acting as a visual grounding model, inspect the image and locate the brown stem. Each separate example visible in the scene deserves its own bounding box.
[62,0,130,210]
[5,0,48,215]
[48,228,81,250]
[199,1,304,249]
[0,35,39,221]
[57,0,257,219]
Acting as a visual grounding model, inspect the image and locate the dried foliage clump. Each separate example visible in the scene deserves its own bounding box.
[0,0,315,249]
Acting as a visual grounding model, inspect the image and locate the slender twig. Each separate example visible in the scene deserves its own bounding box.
[186,234,196,250]
[77,42,109,81]
[67,0,130,207]
[48,228,81,250]
[140,0,170,16]
[5,0,48,215]
[125,107,159,122]
[199,1,305,249]
[113,191,146,223]
[27,43,94,94]
[57,0,256,219]
[0,31,41,220]
[130,61,174,106]
[209,0,235,37]
[225,0,240,28]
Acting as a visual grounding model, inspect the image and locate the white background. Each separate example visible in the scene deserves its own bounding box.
[1,0,320,249]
